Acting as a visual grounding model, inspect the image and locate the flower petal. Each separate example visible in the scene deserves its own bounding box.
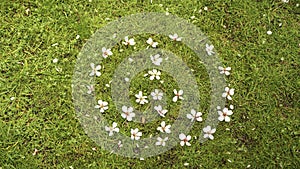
[95,71,101,77]
[127,116,133,121]
[173,89,177,94]
[225,116,230,122]
[128,107,133,112]
[186,114,193,120]
[180,141,185,146]
[114,128,119,133]
[186,135,191,141]
[190,109,196,115]
[225,87,229,92]
[227,95,232,100]
[179,133,186,140]
[218,116,224,121]
[229,89,234,95]
[121,113,127,119]
[95,65,101,70]
[122,106,127,112]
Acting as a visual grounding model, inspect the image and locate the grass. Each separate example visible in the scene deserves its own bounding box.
[0,0,299,168]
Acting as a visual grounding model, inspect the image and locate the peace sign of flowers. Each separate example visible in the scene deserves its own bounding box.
[89,33,235,149]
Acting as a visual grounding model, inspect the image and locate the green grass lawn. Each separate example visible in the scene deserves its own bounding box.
[0,0,299,168]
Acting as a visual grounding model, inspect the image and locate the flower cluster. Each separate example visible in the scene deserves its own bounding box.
[88,34,235,149]
[206,42,235,124]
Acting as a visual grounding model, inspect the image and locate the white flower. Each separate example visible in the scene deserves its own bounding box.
[131,128,142,140]
[105,122,119,136]
[151,89,163,100]
[154,105,168,117]
[186,109,203,122]
[53,58,58,63]
[117,140,123,149]
[150,54,163,66]
[218,107,233,122]
[157,121,171,133]
[32,148,38,156]
[222,87,234,100]
[105,80,112,87]
[169,33,182,41]
[95,100,108,112]
[203,126,216,140]
[173,89,184,102]
[102,47,113,58]
[121,106,135,121]
[51,43,58,46]
[229,104,234,110]
[76,35,80,39]
[25,8,30,15]
[179,133,191,146]
[135,91,148,104]
[155,137,168,146]
[282,0,289,3]
[218,66,231,76]
[267,30,272,35]
[204,6,208,11]
[146,38,158,48]
[148,69,161,80]
[205,44,215,56]
[86,85,94,94]
[89,63,101,77]
[128,58,134,62]
[122,36,136,46]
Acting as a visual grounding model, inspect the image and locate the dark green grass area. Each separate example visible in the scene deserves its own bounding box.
[0,0,299,168]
